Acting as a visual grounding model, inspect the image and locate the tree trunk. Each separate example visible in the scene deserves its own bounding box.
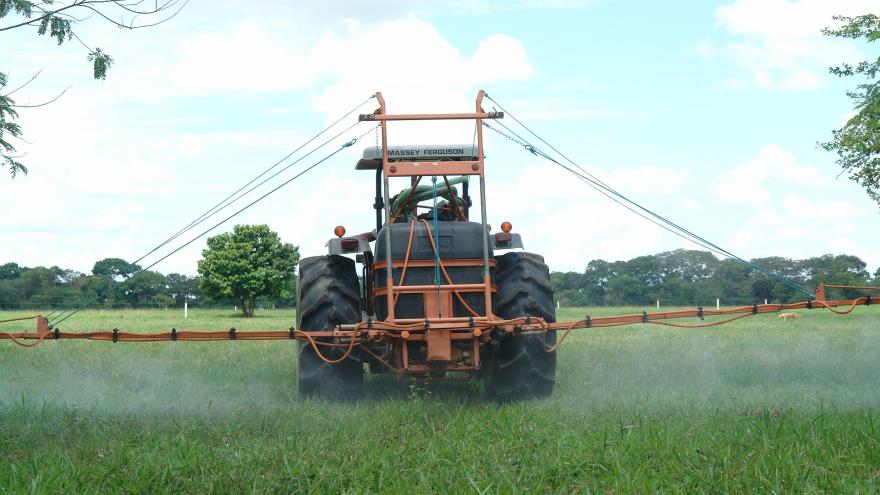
[241,298,256,317]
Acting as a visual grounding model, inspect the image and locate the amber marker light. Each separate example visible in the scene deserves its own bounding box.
[334,226,346,237]
[500,221,512,233]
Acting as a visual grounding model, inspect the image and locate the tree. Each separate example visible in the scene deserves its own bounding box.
[751,278,775,303]
[0,0,186,177]
[0,262,22,280]
[121,270,166,307]
[166,273,201,307]
[91,257,140,306]
[197,225,299,317]
[92,257,139,280]
[665,250,717,281]
[604,275,648,306]
[820,14,880,205]
[0,279,17,309]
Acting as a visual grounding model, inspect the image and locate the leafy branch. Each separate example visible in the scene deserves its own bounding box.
[0,0,187,177]
[820,14,880,206]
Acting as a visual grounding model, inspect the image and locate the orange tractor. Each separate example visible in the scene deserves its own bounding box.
[296,91,556,401]
[6,91,873,402]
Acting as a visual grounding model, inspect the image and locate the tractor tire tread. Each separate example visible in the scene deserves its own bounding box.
[484,251,557,402]
[296,255,363,401]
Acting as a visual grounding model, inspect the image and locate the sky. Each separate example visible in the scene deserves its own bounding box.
[2,0,879,276]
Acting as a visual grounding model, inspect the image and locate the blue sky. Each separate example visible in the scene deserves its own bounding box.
[2,0,878,275]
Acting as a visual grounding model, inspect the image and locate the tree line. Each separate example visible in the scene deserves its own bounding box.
[2,248,877,311]
[552,250,880,307]
[0,225,299,314]
[0,257,293,310]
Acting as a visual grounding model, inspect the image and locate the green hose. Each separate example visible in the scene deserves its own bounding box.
[392,176,468,217]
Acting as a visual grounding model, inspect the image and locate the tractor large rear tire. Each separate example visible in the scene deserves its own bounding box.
[484,252,556,402]
[296,255,363,401]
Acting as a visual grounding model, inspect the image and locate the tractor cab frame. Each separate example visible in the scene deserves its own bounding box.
[297,91,557,399]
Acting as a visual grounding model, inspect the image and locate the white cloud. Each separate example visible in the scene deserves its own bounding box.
[485,160,694,270]
[714,0,874,90]
[169,21,316,95]
[715,144,828,206]
[713,78,749,91]
[605,165,690,197]
[468,34,535,82]
[728,192,876,267]
[693,41,718,59]
[88,209,132,232]
[308,19,534,144]
[3,16,537,275]
[518,108,608,120]
[679,199,703,210]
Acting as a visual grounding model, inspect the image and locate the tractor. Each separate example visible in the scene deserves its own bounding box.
[295,91,557,401]
[3,93,875,403]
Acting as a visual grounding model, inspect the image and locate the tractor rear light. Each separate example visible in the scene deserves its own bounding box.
[341,238,359,251]
[494,232,512,243]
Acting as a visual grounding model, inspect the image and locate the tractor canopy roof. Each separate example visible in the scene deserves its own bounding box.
[356,144,478,170]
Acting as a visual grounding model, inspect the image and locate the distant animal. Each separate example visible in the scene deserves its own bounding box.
[778,312,801,321]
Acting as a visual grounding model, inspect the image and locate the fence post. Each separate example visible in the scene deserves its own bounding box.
[184,301,188,319]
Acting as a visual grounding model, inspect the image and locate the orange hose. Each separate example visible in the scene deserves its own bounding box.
[390,176,423,224]
[0,315,39,324]
[392,220,417,307]
[419,219,481,317]
[816,298,864,315]
[441,175,467,221]
[543,321,575,353]
[3,329,50,348]
[650,312,753,328]
[2,298,873,361]
[294,329,361,365]
[822,285,880,291]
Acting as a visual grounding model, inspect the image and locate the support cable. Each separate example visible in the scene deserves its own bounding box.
[483,121,730,260]
[50,125,375,327]
[130,95,376,268]
[50,121,366,325]
[482,94,813,298]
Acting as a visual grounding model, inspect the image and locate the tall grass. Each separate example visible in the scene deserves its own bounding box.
[2,307,879,492]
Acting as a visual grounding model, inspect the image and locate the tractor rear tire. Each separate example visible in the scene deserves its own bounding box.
[296,255,363,401]
[484,252,557,401]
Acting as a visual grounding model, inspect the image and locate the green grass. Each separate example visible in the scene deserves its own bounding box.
[2,306,880,493]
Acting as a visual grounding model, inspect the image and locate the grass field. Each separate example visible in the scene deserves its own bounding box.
[2,306,880,493]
